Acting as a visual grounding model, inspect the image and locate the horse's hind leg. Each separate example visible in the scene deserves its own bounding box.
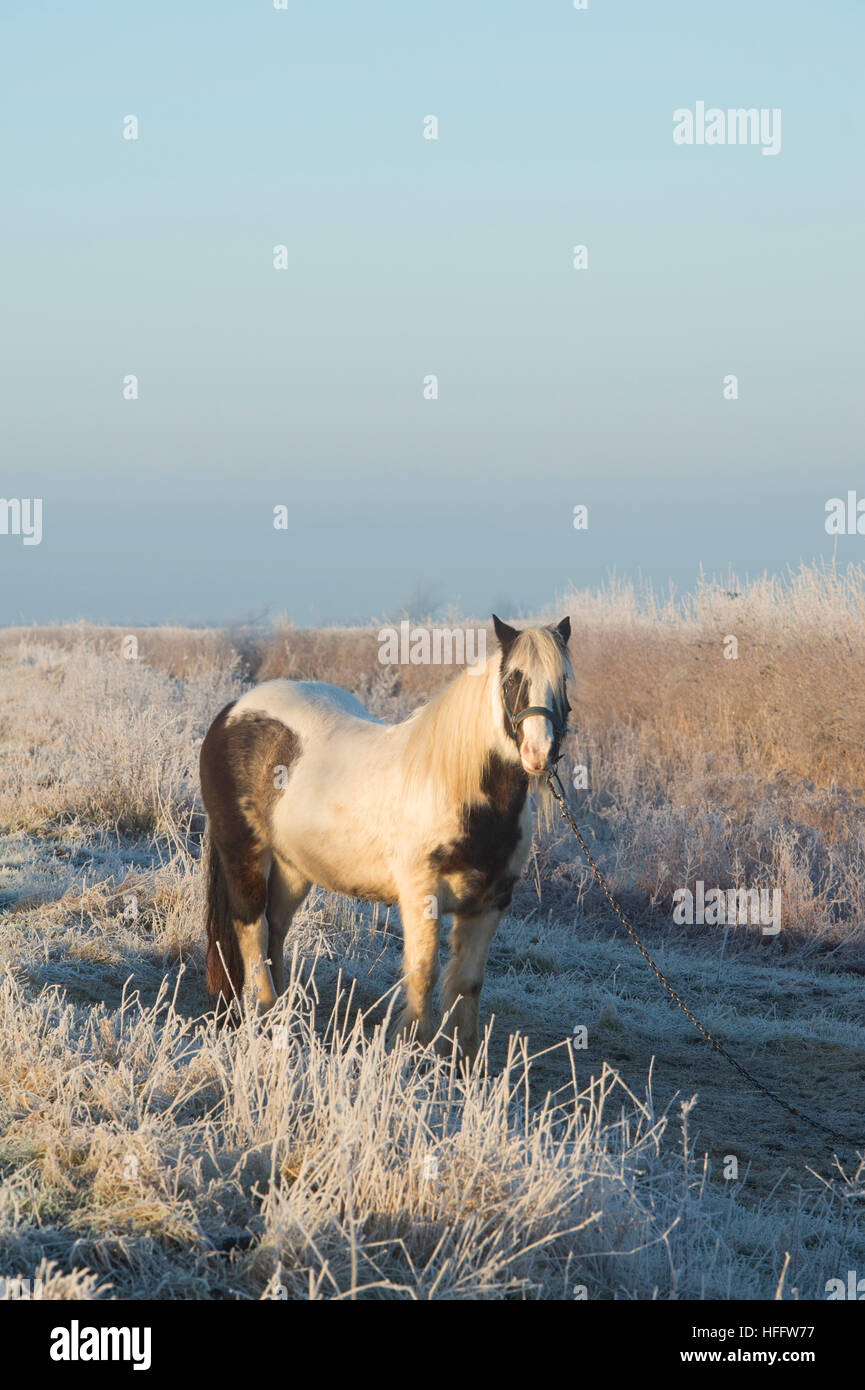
[231,849,279,1013]
[201,701,302,1014]
[266,856,310,995]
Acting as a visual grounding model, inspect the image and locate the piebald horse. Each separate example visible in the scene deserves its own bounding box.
[199,615,572,1058]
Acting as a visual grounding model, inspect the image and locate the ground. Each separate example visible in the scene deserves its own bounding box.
[1,572,863,1299]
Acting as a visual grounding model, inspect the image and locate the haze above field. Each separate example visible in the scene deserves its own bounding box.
[1,0,862,625]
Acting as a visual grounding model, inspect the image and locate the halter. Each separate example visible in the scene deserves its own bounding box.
[500,669,570,750]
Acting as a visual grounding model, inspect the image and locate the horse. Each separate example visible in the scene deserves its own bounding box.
[199,614,572,1059]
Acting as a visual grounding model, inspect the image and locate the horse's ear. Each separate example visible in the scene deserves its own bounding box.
[555,616,571,646]
[492,614,518,653]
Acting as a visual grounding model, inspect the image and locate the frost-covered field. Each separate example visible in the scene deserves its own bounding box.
[1,567,863,1299]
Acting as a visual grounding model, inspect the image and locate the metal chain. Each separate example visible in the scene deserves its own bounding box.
[545,769,862,1152]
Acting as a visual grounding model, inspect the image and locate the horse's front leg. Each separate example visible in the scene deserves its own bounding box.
[439,907,503,1062]
[238,916,277,1014]
[394,888,441,1046]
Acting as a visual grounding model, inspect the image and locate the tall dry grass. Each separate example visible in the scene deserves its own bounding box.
[1,966,860,1300]
[5,561,860,784]
[555,564,865,793]
[4,564,865,953]
[0,641,238,837]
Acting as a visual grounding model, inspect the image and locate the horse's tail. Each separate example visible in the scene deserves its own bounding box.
[203,827,244,1004]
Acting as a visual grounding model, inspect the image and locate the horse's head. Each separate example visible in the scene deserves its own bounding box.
[493,614,572,775]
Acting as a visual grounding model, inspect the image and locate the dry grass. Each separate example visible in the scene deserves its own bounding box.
[1,962,862,1301]
[1,561,864,1299]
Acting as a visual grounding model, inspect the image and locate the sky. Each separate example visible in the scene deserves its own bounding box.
[0,0,863,626]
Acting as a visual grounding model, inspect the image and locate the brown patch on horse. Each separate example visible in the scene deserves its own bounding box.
[199,703,302,1002]
[500,664,529,744]
[428,753,527,915]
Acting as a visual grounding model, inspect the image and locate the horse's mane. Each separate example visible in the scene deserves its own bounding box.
[508,626,574,696]
[401,627,572,809]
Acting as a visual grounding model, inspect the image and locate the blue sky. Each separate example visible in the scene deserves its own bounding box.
[1,1,863,624]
